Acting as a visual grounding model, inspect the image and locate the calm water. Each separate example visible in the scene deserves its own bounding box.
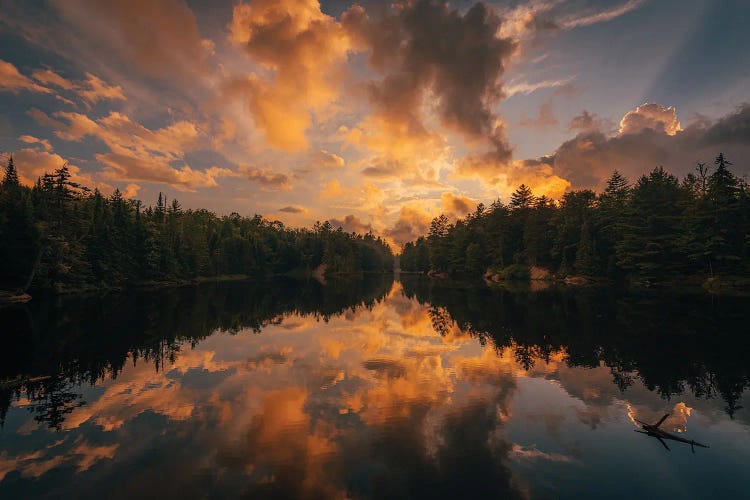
[1,276,749,499]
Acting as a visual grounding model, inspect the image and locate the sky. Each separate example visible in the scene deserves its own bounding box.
[1,0,749,247]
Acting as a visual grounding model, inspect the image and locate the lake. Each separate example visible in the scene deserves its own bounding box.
[1,276,749,499]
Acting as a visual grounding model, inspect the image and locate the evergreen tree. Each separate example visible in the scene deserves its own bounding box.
[510,184,534,210]
[2,155,19,187]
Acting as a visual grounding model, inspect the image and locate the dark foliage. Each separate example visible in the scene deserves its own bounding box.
[0,162,393,292]
[401,155,750,282]
[0,274,394,428]
[400,276,750,419]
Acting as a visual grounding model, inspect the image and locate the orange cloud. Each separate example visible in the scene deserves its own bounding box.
[0,59,50,94]
[440,192,476,218]
[455,155,570,201]
[122,183,141,198]
[12,148,112,193]
[320,179,344,199]
[227,0,354,151]
[383,203,434,248]
[31,68,75,90]
[328,214,372,234]
[239,166,292,191]
[278,205,308,214]
[18,134,52,151]
[77,73,126,104]
[29,109,234,191]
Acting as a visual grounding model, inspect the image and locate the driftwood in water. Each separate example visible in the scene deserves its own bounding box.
[634,413,710,452]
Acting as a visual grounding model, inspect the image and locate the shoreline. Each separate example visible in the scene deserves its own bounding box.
[0,271,397,304]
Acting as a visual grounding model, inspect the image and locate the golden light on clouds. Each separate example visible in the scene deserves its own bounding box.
[228,0,354,151]
[3,0,749,245]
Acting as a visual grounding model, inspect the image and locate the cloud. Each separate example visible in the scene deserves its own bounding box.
[29,108,237,190]
[11,148,112,192]
[320,179,344,199]
[18,64,124,105]
[383,203,434,247]
[77,73,125,104]
[31,68,75,90]
[0,59,50,94]
[122,183,141,198]
[18,134,52,151]
[505,76,575,97]
[26,108,61,129]
[497,0,645,42]
[440,192,475,218]
[542,103,750,188]
[342,117,450,188]
[455,154,570,200]
[98,153,234,191]
[50,0,212,82]
[618,102,681,136]
[298,149,345,174]
[329,214,373,234]
[336,0,529,197]
[239,166,292,191]
[510,444,576,463]
[227,0,353,151]
[558,0,646,30]
[344,0,516,156]
[279,205,308,214]
[361,157,403,180]
[567,110,605,132]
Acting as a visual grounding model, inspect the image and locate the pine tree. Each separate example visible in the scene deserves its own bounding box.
[703,153,742,272]
[510,184,534,210]
[2,155,19,187]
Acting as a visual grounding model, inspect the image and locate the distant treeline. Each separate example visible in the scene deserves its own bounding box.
[401,154,750,283]
[0,159,393,292]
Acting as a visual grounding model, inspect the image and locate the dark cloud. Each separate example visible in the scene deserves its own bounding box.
[441,192,475,217]
[240,166,292,190]
[329,214,373,234]
[361,157,402,179]
[383,205,432,247]
[568,110,599,132]
[343,0,517,156]
[278,205,306,214]
[700,104,750,146]
[363,358,408,378]
[546,103,750,188]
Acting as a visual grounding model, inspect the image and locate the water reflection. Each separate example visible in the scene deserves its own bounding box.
[1,277,749,498]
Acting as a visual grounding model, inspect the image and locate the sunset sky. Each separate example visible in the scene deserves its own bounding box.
[1,0,749,246]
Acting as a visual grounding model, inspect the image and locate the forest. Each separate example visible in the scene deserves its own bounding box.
[0,159,394,293]
[401,154,750,284]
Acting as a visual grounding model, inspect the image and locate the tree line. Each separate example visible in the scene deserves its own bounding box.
[401,154,750,283]
[0,159,394,292]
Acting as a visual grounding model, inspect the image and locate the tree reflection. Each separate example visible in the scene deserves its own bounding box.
[0,274,394,428]
[401,276,750,418]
